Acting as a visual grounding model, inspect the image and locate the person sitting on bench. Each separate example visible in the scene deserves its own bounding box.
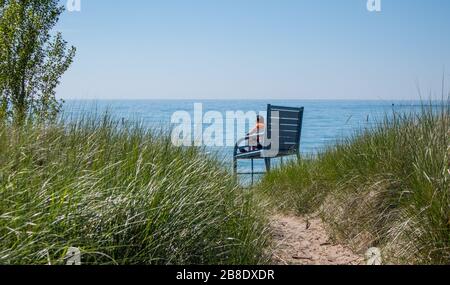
[239,115,265,153]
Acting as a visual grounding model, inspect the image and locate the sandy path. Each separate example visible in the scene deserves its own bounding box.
[270,214,363,265]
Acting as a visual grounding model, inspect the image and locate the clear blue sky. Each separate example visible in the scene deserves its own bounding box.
[56,0,450,100]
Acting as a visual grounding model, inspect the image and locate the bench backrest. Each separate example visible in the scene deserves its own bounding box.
[266,104,304,155]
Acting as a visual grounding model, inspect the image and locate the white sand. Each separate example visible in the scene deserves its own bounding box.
[270,214,363,265]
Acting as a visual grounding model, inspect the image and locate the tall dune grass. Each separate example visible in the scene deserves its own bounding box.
[0,115,269,265]
[259,102,450,264]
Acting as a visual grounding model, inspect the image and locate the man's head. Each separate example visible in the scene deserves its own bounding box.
[257,115,265,124]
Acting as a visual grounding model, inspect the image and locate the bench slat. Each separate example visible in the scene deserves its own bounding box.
[270,123,301,130]
[271,111,300,119]
[277,134,298,140]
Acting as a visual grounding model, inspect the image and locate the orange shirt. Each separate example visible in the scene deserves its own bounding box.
[252,123,265,133]
[249,122,265,146]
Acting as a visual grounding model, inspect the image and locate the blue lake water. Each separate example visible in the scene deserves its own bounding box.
[63,100,422,183]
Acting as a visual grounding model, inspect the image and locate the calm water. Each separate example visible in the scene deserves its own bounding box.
[64,100,421,181]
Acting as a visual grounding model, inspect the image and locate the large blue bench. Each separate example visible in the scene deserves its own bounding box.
[233,104,304,182]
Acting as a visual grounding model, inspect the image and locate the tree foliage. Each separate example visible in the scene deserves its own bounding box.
[0,0,75,123]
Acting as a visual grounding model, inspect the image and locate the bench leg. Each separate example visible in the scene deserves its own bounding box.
[264,158,271,172]
[251,159,254,186]
[233,156,238,177]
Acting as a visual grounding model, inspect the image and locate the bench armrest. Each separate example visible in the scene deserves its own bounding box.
[233,133,265,156]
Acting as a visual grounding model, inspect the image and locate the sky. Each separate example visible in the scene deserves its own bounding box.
[56,0,450,100]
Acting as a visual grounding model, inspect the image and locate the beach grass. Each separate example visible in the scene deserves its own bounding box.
[0,114,269,265]
[259,101,450,264]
